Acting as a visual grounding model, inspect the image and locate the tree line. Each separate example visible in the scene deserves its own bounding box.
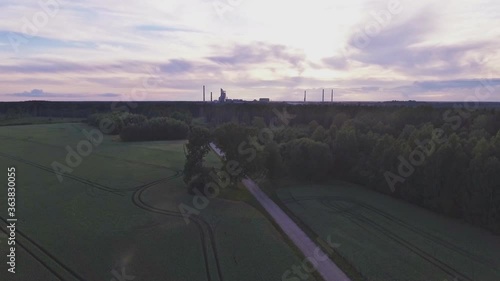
[76,102,500,234]
[187,104,500,235]
[4,100,498,233]
[87,112,189,141]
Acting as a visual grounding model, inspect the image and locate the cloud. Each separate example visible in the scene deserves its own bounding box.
[10,89,47,97]
[159,59,193,73]
[8,89,85,99]
[135,25,199,33]
[0,59,147,74]
[344,7,496,77]
[8,89,119,99]
[322,56,349,70]
[0,31,94,52]
[360,86,380,91]
[1,1,499,101]
[0,57,221,76]
[394,79,500,99]
[97,93,121,97]
[207,42,305,68]
[411,79,500,90]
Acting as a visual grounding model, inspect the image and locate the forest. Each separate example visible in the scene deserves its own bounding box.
[187,103,500,235]
[2,101,499,234]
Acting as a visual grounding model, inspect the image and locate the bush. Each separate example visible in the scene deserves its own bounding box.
[122,113,148,127]
[119,124,152,141]
[87,112,147,135]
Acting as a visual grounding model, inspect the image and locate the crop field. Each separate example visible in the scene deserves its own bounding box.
[276,182,500,281]
[277,183,500,281]
[0,123,315,281]
[0,116,84,126]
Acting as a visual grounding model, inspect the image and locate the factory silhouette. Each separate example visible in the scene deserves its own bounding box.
[202,86,335,103]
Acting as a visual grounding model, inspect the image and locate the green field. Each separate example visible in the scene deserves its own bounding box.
[0,116,84,126]
[0,123,316,281]
[276,182,500,281]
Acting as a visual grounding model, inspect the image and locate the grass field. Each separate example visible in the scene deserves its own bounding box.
[276,181,500,281]
[0,123,317,281]
[0,116,84,126]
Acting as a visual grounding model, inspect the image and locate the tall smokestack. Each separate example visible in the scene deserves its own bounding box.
[304,90,306,102]
[331,89,334,102]
[203,85,205,102]
[322,89,325,102]
[211,92,213,102]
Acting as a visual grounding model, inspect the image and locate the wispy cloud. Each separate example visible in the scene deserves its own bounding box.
[159,59,193,74]
[8,89,120,99]
[207,43,305,68]
[344,7,499,78]
[135,25,199,33]
[0,0,499,101]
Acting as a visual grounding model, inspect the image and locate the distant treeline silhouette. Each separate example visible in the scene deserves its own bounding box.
[87,112,189,141]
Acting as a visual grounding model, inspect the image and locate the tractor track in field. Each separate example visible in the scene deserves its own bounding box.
[334,197,499,272]
[0,155,223,281]
[0,134,174,194]
[0,134,170,170]
[282,195,495,281]
[131,174,225,281]
[0,217,86,281]
[322,199,474,281]
[0,152,124,196]
[0,132,225,280]
[283,195,500,272]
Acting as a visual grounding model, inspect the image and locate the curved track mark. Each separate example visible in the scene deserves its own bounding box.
[0,152,124,196]
[283,195,486,281]
[0,134,169,170]
[284,195,499,271]
[130,173,224,281]
[0,217,86,281]
[321,199,473,281]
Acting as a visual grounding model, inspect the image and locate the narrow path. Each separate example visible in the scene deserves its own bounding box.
[209,143,350,281]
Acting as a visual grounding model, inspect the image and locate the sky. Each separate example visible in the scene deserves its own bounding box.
[0,0,499,102]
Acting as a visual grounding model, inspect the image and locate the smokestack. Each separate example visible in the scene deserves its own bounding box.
[203,85,205,102]
[304,90,306,102]
[331,89,334,102]
[211,92,213,102]
[322,89,325,102]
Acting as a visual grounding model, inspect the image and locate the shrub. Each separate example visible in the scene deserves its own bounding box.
[87,112,147,135]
